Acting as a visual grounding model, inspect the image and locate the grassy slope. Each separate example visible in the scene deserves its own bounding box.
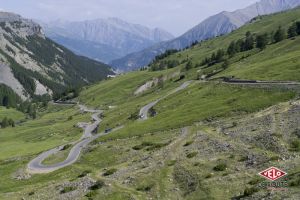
[218,37,300,80]
[98,82,295,140]
[152,7,300,81]
[0,104,93,197]
[1,7,300,200]
[0,104,90,160]
[79,70,177,107]
[0,106,25,121]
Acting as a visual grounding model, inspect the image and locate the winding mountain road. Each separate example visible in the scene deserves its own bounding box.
[139,81,192,120]
[27,105,103,174]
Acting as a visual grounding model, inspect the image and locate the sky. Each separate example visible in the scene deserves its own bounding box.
[0,0,258,36]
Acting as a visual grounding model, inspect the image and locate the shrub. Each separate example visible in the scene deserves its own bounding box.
[289,176,300,186]
[61,144,72,151]
[243,187,258,197]
[248,177,261,185]
[85,190,97,199]
[103,168,117,176]
[186,152,198,158]
[205,173,213,179]
[136,183,154,192]
[213,163,227,171]
[60,186,76,194]
[293,129,300,138]
[167,160,177,166]
[290,140,300,152]
[183,140,194,147]
[132,141,169,151]
[89,180,105,190]
[78,170,91,178]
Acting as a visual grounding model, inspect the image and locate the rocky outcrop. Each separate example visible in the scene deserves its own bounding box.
[0,12,43,36]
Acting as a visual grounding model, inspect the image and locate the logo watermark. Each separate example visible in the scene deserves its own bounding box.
[258,167,288,191]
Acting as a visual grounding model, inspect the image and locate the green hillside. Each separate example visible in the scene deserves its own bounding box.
[149,7,300,81]
[0,7,300,200]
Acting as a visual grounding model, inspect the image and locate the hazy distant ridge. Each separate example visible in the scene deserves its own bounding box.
[42,18,174,63]
[111,0,300,71]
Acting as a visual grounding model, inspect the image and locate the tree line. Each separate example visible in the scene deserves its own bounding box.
[148,20,300,72]
[200,21,300,68]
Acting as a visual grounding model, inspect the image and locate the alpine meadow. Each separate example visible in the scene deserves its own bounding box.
[0,0,300,200]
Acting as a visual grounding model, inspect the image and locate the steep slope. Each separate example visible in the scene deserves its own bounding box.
[42,18,174,63]
[111,0,300,71]
[148,7,300,82]
[1,8,300,200]
[0,12,114,99]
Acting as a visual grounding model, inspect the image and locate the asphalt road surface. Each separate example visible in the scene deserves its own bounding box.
[139,81,192,120]
[27,105,103,174]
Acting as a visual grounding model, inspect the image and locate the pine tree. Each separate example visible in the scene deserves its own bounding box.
[222,59,230,69]
[211,52,216,62]
[288,22,298,38]
[216,49,225,62]
[2,96,9,107]
[185,61,193,70]
[273,26,286,43]
[256,33,269,50]
[227,41,237,57]
[235,39,244,52]
[296,21,300,35]
[244,32,254,50]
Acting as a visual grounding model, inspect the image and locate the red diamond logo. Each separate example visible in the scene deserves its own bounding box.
[259,167,287,181]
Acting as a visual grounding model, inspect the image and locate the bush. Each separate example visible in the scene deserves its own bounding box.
[290,140,300,152]
[213,163,227,171]
[289,176,300,186]
[103,168,117,176]
[61,144,72,151]
[167,160,177,166]
[273,26,286,43]
[1,117,15,128]
[85,190,97,199]
[132,141,169,151]
[173,165,199,195]
[243,187,258,197]
[248,177,261,185]
[89,180,105,190]
[293,129,300,138]
[186,152,198,158]
[136,183,154,192]
[60,186,76,194]
[183,140,194,147]
[78,170,91,178]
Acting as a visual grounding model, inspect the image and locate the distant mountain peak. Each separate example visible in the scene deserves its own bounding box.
[0,11,113,99]
[42,18,174,63]
[111,0,300,71]
[0,11,43,36]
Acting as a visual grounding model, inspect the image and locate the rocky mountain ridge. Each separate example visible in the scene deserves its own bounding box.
[111,0,300,71]
[0,11,113,99]
[42,18,174,63]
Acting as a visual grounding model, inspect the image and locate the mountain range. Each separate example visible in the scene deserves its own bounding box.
[0,12,113,100]
[41,18,174,63]
[110,0,300,71]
